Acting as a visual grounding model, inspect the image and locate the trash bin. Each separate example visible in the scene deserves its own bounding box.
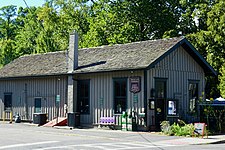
[33,113,47,125]
[15,113,21,123]
[67,112,80,128]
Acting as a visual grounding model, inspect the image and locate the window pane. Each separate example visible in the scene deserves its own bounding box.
[80,98,89,113]
[35,98,42,113]
[4,94,12,111]
[121,81,127,96]
[155,80,166,98]
[188,82,198,113]
[77,80,90,114]
[85,83,89,96]
[114,78,127,113]
[115,81,120,96]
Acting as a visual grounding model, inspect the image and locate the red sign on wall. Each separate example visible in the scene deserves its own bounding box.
[130,76,141,93]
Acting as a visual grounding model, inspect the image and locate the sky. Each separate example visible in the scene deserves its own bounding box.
[0,0,46,8]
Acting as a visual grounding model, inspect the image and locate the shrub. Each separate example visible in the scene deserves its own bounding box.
[160,121,173,135]
[160,120,195,137]
[171,123,195,136]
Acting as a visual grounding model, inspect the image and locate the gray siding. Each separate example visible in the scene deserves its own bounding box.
[0,44,207,130]
[147,46,205,126]
[75,46,206,128]
[0,76,67,121]
[75,71,145,126]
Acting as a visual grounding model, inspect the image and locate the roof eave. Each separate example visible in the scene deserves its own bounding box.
[0,72,70,80]
[74,67,146,74]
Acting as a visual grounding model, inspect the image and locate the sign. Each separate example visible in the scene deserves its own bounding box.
[99,97,104,106]
[130,76,141,93]
[133,94,138,103]
[168,100,177,115]
[56,95,60,103]
[194,123,205,138]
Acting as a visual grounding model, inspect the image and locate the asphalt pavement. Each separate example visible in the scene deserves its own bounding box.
[53,123,225,146]
[1,121,225,150]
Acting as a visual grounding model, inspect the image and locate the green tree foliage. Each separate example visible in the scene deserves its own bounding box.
[82,0,138,47]
[187,0,225,98]
[15,6,43,55]
[128,0,180,40]
[219,65,225,98]
[0,5,18,66]
[82,0,181,47]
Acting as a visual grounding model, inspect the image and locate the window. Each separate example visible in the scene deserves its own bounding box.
[4,93,12,111]
[155,79,167,99]
[188,81,198,113]
[77,80,90,114]
[114,78,127,113]
[149,99,155,110]
[34,98,42,113]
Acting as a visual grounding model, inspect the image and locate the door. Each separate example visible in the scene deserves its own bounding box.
[34,98,42,113]
[155,99,166,131]
[155,79,167,131]
[77,80,90,114]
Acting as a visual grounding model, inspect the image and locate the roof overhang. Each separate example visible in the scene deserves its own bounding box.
[0,73,70,80]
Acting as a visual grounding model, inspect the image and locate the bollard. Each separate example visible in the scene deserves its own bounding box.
[2,111,5,122]
[9,111,13,123]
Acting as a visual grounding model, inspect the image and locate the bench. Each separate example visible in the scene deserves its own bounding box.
[98,117,115,130]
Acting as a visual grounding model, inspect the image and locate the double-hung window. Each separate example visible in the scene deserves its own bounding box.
[4,93,12,111]
[188,81,199,113]
[77,80,90,114]
[114,78,127,113]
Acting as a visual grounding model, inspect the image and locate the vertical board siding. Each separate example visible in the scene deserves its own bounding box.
[147,46,205,126]
[75,70,145,126]
[0,76,67,121]
[0,45,208,129]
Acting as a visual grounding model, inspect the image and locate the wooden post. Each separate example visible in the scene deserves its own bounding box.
[9,111,13,123]
[2,111,5,122]
[205,124,208,138]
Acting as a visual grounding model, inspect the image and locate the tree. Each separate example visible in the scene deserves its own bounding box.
[51,0,91,48]
[219,65,225,98]
[82,0,182,48]
[0,5,17,40]
[0,5,18,66]
[15,6,43,56]
[82,0,138,47]
[186,0,225,98]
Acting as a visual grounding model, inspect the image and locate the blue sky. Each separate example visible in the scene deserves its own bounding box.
[0,0,46,8]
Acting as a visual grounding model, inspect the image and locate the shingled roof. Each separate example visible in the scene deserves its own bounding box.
[0,51,68,78]
[0,36,216,78]
[76,37,184,73]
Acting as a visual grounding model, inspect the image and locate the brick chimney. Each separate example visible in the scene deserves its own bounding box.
[68,31,78,73]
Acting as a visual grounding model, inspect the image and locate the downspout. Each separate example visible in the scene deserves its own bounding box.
[144,70,147,127]
[24,83,29,120]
